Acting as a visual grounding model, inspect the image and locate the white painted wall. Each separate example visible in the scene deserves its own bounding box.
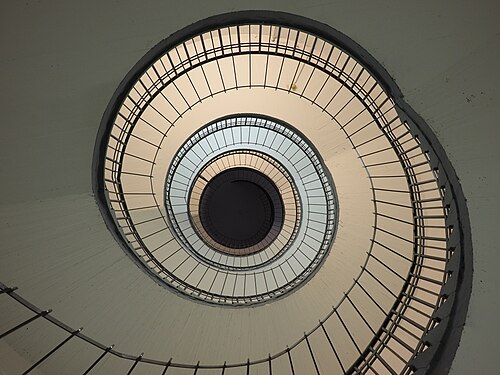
[1,1,499,373]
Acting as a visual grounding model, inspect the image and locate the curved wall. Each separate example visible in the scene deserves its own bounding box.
[1,1,499,374]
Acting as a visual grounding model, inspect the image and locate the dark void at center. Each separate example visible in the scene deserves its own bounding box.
[198,168,283,250]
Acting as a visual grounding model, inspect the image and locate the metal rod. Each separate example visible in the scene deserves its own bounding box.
[0,309,51,340]
[82,345,114,375]
[22,328,82,375]
[126,353,144,374]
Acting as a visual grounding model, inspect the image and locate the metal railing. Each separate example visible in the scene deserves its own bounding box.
[161,116,336,304]
[187,149,300,261]
[86,11,471,375]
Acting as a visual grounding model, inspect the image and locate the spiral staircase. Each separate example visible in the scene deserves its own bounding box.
[1,3,498,375]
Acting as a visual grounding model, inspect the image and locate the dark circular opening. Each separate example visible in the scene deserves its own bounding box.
[199,168,284,252]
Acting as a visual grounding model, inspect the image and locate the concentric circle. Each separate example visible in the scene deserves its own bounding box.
[92,11,472,374]
[164,115,337,301]
[187,149,300,260]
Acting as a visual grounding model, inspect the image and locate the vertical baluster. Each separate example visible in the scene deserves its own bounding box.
[22,328,82,375]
